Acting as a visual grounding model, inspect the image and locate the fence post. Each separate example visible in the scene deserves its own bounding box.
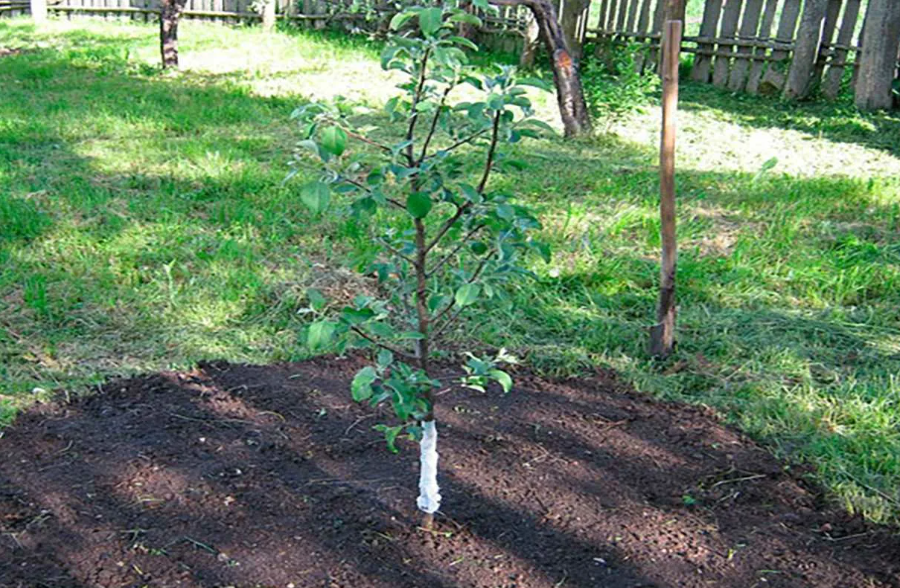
[822,0,861,99]
[650,18,681,359]
[31,0,48,22]
[783,0,828,99]
[261,0,275,32]
[854,0,900,110]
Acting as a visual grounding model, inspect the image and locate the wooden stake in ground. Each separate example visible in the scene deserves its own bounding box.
[650,19,681,359]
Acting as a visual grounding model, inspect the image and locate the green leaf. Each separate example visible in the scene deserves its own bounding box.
[320,126,347,157]
[407,192,432,219]
[307,288,327,311]
[389,9,417,30]
[447,35,479,51]
[455,283,480,307]
[377,349,394,368]
[341,306,375,325]
[307,320,336,350]
[448,12,482,28]
[489,369,512,393]
[418,7,443,36]
[399,331,426,340]
[351,366,378,402]
[374,424,404,453]
[301,181,331,214]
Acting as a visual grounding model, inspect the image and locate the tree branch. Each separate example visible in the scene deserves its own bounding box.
[340,176,406,211]
[422,127,491,161]
[349,325,416,359]
[424,111,502,255]
[405,49,432,167]
[426,223,486,277]
[430,253,494,337]
[345,129,393,154]
[477,111,502,193]
[418,84,454,164]
[379,238,416,266]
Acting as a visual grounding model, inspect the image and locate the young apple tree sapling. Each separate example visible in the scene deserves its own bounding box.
[289,2,552,527]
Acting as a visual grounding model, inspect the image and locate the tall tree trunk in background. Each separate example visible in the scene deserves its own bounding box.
[493,0,592,137]
[160,0,188,68]
[854,0,900,111]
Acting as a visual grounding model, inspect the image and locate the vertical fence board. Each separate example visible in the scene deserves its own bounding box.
[624,0,638,33]
[633,0,654,69]
[615,0,628,38]
[822,0,860,97]
[604,0,617,30]
[596,0,609,37]
[813,0,843,83]
[759,0,801,90]
[712,0,743,87]
[784,0,828,99]
[647,0,665,70]
[691,0,723,81]
[746,0,779,92]
[727,0,764,90]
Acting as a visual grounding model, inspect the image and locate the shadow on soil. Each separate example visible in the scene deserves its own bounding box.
[1,357,899,588]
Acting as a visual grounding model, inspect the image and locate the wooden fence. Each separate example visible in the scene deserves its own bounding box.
[586,0,899,102]
[0,0,531,52]
[4,0,897,106]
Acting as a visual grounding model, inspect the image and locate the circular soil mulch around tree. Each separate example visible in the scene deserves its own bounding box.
[1,356,898,588]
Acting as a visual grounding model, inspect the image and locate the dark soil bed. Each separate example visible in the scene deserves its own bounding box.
[1,356,898,588]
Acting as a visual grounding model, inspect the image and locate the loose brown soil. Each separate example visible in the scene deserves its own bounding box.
[1,356,898,588]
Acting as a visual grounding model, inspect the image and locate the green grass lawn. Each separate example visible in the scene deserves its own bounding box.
[1,17,899,524]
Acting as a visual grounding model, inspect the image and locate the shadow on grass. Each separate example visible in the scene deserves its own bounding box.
[1,19,899,527]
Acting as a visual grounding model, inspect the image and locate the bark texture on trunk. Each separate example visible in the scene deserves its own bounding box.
[854,0,900,111]
[494,0,592,137]
[160,0,187,69]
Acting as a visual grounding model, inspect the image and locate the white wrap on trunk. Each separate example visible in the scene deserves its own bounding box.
[416,420,441,514]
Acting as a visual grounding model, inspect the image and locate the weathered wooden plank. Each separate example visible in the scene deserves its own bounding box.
[691,0,723,81]
[712,0,744,87]
[647,0,666,70]
[633,0,654,70]
[615,0,629,39]
[596,0,609,33]
[822,0,859,98]
[784,0,828,99]
[624,0,639,32]
[727,0,764,90]
[746,0,779,93]
[812,0,843,84]
[854,0,900,109]
[759,0,801,91]
[604,0,617,30]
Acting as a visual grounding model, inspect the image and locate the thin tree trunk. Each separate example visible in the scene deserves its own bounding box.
[494,0,592,137]
[160,0,187,69]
